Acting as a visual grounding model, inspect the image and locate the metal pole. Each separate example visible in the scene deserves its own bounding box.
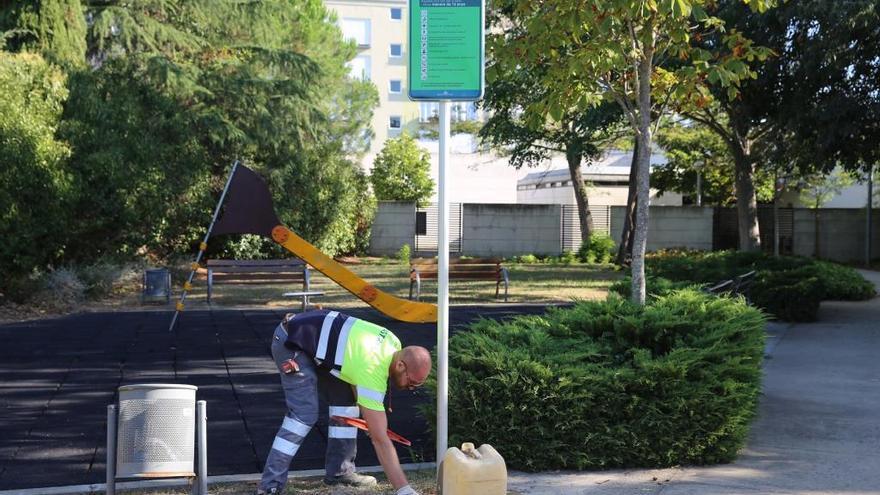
[169,160,241,331]
[437,100,450,467]
[695,172,702,207]
[195,400,208,495]
[106,405,117,495]
[868,164,874,267]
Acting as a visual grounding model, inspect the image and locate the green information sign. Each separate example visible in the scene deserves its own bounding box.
[408,0,484,100]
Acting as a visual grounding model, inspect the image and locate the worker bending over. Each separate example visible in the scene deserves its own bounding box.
[257,309,431,495]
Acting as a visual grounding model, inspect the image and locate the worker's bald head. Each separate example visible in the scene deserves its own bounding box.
[390,346,432,391]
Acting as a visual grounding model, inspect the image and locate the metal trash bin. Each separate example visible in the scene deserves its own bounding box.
[143,268,172,303]
[107,384,207,495]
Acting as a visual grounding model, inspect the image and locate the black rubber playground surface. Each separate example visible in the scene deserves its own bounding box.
[0,305,554,491]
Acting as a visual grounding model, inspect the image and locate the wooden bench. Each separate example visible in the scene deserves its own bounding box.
[409,258,509,302]
[201,259,323,310]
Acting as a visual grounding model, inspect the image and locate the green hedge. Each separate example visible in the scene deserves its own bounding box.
[809,261,876,301]
[577,234,616,264]
[749,269,824,322]
[427,290,766,471]
[638,250,875,321]
[609,276,700,299]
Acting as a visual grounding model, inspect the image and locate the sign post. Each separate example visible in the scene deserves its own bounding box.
[408,0,484,467]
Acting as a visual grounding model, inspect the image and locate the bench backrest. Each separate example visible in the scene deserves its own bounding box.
[410,258,503,279]
[202,259,308,282]
[411,257,502,268]
[206,260,305,273]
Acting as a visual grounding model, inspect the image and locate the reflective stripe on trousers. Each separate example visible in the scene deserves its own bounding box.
[259,323,358,492]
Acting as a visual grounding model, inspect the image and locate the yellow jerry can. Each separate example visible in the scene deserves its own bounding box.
[440,442,507,495]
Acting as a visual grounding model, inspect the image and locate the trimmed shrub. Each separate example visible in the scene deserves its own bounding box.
[426,290,766,471]
[610,276,699,299]
[577,234,617,264]
[750,269,824,322]
[643,250,875,321]
[810,261,875,301]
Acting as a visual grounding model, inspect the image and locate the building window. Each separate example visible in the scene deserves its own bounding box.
[341,18,370,47]
[390,7,402,21]
[389,115,402,129]
[389,79,402,93]
[390,43,403,57]
[346,55,371,80]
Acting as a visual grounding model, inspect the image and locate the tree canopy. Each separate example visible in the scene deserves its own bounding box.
[0,0,379,294]
[370,134,435,208]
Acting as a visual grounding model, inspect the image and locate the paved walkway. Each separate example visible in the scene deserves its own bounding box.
[508,269,880,495]
[0,305,553,491]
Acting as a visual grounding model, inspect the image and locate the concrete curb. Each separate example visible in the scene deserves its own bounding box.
[0,462,437,495]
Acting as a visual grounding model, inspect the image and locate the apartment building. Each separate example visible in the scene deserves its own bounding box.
[324,0,479,167]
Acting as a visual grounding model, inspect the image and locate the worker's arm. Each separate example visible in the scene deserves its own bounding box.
[360,405,412,491]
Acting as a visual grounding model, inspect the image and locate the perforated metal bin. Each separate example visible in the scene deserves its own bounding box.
[115,384,198,478]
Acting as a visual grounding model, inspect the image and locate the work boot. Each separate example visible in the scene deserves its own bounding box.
[323,472,378,487]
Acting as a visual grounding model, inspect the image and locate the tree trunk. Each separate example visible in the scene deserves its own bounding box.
[733,140,761,252]
[630,37,654,306]
[814,208,821,258]
[566,146,593,244]
[616,139,639,266]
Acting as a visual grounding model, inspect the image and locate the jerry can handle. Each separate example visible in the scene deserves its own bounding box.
[461,442,482,460]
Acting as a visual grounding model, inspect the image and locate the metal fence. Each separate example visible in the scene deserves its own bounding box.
[414,203,463,253]
[561,205,612,253]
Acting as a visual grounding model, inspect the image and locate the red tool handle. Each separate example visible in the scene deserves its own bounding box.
[331,415,412,446]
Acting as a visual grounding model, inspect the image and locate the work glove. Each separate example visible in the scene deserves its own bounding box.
[396,485,419,495]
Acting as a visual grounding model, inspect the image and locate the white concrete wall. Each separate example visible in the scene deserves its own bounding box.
[369,203,880,262]
[791,208,880,262]
[610,206,714,251]
[368,201,415,255]
[462,204,561,257]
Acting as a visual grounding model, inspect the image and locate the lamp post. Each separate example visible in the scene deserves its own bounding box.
[694,160,703,207]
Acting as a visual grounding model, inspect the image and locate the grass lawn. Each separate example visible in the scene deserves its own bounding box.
[0,258,622,322]
[179,261,622,310]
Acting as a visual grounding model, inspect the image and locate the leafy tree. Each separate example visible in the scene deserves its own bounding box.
[771,0,880,173]
[370,133,435,208]
[655,120,774,205]
[481,0,625,242]
[0,0,87,67]
[683,0,879,252]
[492,0,773,304]
[1,0,378,263]
[0,52,72,285]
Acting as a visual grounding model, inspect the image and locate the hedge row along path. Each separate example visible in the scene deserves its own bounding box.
[0,305,552,491]
[505,269,880,494]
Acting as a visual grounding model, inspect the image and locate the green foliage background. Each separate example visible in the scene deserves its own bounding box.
[425,291,766,470]
[0,0,379,296]
[0,52,72,278]
[370,133,435,208]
